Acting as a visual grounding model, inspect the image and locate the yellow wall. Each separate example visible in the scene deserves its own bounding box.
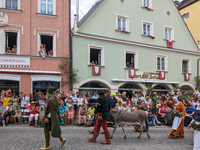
[179,0,200,44]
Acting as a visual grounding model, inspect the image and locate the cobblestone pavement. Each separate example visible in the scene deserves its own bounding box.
[0,125,194,150]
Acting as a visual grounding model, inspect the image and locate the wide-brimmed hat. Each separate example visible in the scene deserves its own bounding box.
[156,104,161,108]
[118,93,122,96]
[31,101,35,104]
[153,92,157,95]
[68,105,73,108]
[122,102,127,106]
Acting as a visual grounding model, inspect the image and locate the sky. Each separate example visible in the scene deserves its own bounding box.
[71,0,183,27]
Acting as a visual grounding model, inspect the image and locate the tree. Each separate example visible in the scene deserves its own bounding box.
[145,83,154,96]
[58,56,79,87]
[194,76,200,88]
[172,84,180,93]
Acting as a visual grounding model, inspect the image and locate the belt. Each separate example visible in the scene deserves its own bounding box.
[196,120,200,122]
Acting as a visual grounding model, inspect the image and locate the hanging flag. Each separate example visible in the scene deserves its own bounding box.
[93,66,101,76]
[185,73,190,81]
[167,40,173,48]
[129,69,136,78]
[159,71,165,80]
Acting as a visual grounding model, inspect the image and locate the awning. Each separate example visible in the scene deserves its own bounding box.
[112,78,179,84]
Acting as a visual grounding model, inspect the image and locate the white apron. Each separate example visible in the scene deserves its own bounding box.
[172,102,182,130]
[172,116,182,130]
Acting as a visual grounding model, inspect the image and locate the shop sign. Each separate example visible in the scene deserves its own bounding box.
[132,72,163,80]
[93,66,101,76]
[0,56,30,68]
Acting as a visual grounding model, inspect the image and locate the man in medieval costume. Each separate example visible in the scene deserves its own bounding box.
[39,86,66,150]
[87,90,111,144]
[167,97,186,138]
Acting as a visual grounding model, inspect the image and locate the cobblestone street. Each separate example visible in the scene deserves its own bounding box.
[0,125,194,150]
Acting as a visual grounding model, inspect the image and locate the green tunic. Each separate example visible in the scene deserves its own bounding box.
[89,96,110,120]
[44,97,61,138]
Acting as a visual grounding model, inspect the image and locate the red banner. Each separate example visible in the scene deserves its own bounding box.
[167,40,173,48]
[129,69,136,78]
[185,73,190,81]
[93,66,101,76]
[159,71,165,80]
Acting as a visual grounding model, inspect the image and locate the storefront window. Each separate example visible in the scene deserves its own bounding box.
[79,82,109,96]
[33,81,60,94]
[119,83,142,98]
[0,80,19,94]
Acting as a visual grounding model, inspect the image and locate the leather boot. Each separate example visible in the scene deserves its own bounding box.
[61,137,66,147]
[88,131,99,142]
[101,133,111,144]
[39,145,51,150]
[88,129,95,134]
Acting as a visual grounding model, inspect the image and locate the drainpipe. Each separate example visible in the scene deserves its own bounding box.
[197,59,200,88]
[69,0,73,91]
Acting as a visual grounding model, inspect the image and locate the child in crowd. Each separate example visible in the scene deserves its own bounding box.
[39,96,45,106]
[5,102,14,125]
[85,104,95,127]
[14,105,21,125]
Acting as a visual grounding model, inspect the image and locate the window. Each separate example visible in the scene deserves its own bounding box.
[182,58,191,73]
[40,0,54,14]
[116,15,129,32]
[124,50,138,69]
[39,35,54,56]
[118,17,127,31]
[5,32,18,54]
[90,48,101,65]
[126,53,135,68]
[143,23,151,36]
[164,26,174,41]
[157,56,166,71]
[182,60,189,73]
[88,45,104,66]
[182,13,189,23]
[142,0,152,9]
[165,28,172,41]
[143,0,150,8]
[5,0,18,9]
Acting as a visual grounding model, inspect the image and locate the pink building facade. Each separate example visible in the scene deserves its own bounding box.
[0,0,70,94]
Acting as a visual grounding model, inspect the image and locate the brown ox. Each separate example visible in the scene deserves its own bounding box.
[109,109,150,139]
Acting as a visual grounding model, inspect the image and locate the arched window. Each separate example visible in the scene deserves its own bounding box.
[153,84,169,92]
[180,85,194,93]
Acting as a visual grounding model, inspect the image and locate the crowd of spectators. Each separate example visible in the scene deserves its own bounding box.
[0,87,199,128]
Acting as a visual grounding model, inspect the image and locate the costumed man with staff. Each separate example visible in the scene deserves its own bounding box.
[167,97,186,138]
[39,86,66,150]
[87,90,111,144]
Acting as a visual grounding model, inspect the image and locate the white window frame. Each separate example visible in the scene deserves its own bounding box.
[116,14,129,32]
[3,0,20,9]
[142,0,152,9]
[0,29,20,55]
[88,44,105,66]
[37,32,56,57]
[142,20,153,36]
[156,54,168,72]
[38,0,56,15]
[124,50,138,69]
[181,58,191,74]
[164,26,174,41]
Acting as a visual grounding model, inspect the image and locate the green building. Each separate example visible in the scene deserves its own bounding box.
[72,0,200,96]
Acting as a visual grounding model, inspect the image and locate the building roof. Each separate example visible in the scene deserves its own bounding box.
[178,0,198,10]
[77,0,105,28]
